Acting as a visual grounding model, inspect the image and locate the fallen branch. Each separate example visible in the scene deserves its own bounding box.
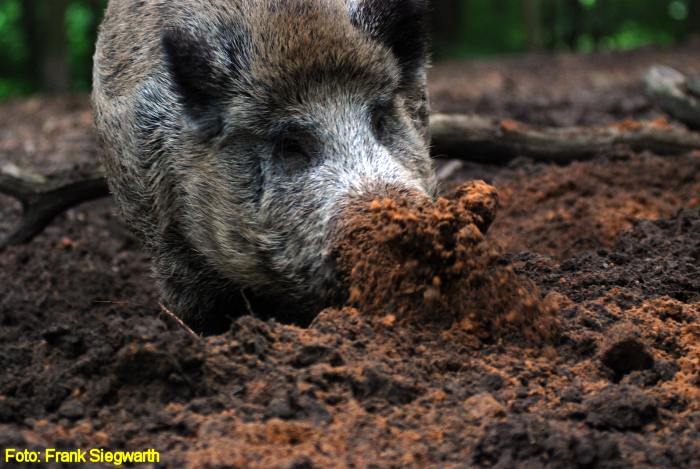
[0,164,109,250]
[2,115,700,250]
[645,66,700,130]
[430,114,700,162]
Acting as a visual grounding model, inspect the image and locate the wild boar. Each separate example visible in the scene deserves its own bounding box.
[92,0,436,333]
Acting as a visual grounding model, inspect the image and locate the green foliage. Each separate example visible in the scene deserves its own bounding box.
[66,1,100,91]
[0,0,696,99]
[0,0,106,99]
[436,0,697,58]
[0,0,31,97]
[0,0,25,63]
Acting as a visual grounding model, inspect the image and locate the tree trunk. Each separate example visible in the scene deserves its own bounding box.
[38,0,70,93]
[541,0,560,50]
[524,0,543,51]
[689,0,700,37]
[564,0,584,50]
[431,0,464,58]
[20,0,40,89]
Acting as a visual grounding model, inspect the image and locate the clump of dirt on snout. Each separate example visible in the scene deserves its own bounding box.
[333,181,556,340]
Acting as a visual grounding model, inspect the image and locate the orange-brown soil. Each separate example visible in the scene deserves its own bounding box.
[1,48,700,468]
[334,181,554,341]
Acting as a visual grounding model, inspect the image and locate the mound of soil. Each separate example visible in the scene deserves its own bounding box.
[334,181,554,340]
[1,209,698,467]
[1,48,699,467]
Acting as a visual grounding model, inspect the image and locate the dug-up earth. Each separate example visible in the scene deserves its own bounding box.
[1,47,700,468]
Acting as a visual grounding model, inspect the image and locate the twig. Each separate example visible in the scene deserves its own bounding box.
[240,289,255,316]
[159,302,200,339]
[94,299,138,307]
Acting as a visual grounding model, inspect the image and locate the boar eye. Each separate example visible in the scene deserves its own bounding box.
[372,108,389,139]
[278,135,310,161]
[273,134,313,174]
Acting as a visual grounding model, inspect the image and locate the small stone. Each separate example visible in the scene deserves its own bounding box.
[585,386,658,431]
[464,393,506,421]
[560,385,583,403]
[480,373,505,391]
[58,399,85,420]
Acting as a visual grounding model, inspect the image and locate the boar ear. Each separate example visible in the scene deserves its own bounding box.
[162,28,247,136]
[162,29,223,116]
[350,0,430,87]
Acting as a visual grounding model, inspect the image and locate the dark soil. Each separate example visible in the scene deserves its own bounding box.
[1,47,700,468]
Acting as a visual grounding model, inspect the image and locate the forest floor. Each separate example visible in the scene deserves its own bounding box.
[1,46,700,468]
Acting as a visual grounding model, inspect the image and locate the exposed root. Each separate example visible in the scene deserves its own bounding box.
[0,164,109,251]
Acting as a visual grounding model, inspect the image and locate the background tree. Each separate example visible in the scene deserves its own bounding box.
[431,0,464,58]
[35,0,71,93]
[524,0,543,51]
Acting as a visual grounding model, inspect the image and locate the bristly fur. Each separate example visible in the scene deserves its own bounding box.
[93,0,436,333]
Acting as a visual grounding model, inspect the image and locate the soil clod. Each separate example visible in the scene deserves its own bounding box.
[334,180,555,340]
